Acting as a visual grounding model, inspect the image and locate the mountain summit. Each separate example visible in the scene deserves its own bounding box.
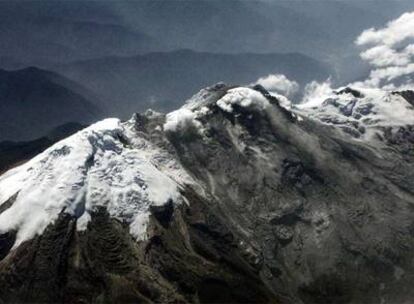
[0,84,413,303]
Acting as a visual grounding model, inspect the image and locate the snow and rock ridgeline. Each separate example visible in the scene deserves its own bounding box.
[294,86,414,141]
[0,83,413,303]
[164,84,414,147]
[0,84,413,248]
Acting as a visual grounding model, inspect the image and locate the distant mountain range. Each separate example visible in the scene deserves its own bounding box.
[0,50,330,141]
[0,20,161,68]
[0,0,413,81]
[0,67,102,141]
[53,50,332,117]
[1,0,412,141]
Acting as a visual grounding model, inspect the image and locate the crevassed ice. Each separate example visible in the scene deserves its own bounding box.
[0,118,183,247]
[295,87,414,138]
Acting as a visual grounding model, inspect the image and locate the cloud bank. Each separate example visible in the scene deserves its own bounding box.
[254,74,299,97]
[355,11,414,88]
[254,11,414,109]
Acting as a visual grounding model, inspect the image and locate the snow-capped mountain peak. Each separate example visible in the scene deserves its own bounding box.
[0,118,187,246]
[0,84,413,304]
[294,87,414,142]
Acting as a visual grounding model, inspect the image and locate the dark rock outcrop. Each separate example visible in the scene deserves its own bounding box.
[335,87,364,98]
[392,90,414,106]
[0,192,274,303]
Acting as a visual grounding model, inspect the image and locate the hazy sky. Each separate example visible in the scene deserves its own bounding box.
[1,0,413,140]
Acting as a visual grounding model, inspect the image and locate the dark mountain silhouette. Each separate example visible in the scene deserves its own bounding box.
[0,67,102,141]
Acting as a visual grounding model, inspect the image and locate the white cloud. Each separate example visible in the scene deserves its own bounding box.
[217,87,270,113]
[355,11,414,88]
[299,79,333,108]
[295,11,414,109]
[360,44,413,68]
[163,108,202,133]
[254,74,299,97]
[356,12,414,47]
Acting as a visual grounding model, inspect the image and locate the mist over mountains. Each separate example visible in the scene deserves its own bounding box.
[1,0,413,140]
[54,50,331,117]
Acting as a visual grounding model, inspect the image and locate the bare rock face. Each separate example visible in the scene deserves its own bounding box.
[0,191,271,303]
[393,90,414,107]
[0,84,414,303]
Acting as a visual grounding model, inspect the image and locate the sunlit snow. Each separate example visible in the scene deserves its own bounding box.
[0,118,184,246]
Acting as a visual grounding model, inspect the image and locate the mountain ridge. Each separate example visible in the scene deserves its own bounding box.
[0,84,413,303]
[0,67,102,141]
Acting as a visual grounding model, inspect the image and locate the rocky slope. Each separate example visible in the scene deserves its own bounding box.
[0,84,413,303]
